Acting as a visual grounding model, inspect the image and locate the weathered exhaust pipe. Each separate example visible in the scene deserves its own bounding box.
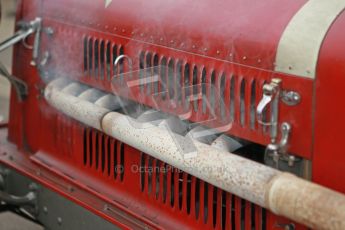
[45,78,345,230]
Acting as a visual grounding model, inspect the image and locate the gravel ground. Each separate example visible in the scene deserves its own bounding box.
[0,212,43,230]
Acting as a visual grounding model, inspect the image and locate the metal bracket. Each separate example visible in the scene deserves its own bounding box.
[257,78,281,142]
[257,79,300,168]
[265,123,298,168]
[0,18,43,101]
[0,17,42,65]
[0,17,54,101]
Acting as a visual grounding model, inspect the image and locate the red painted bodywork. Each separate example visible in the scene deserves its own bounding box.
[313,11,345,193]
[1,0,344,229]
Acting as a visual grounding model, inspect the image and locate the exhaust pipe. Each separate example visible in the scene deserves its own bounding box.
[45,78,345,230]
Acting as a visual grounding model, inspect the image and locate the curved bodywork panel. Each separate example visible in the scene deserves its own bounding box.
[314,10,345,193]
[275,0,345,78]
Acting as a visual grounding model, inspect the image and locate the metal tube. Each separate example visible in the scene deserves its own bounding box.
[44,79,345,230]
[267,173,345,230]
[0,29,34,53]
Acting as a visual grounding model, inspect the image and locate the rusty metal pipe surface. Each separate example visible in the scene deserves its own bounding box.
[267,173,345,230]
[44,79,345,230]
[101,112,278,207]
[44,79,109,130]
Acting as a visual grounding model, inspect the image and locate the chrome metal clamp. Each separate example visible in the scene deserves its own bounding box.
[114,55,133,73]
[257,78,301,168]
[113,55,133,78]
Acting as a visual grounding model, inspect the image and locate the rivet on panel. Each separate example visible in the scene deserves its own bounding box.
[258,59,262,63]
[242,56,247,60]
[170,40,174,44]
[68,186,75,193]
[105,25,109,29]
[203,48,208,52]
[160,37,164,42]
[140,33,144,37]
[122,29,126,33]
[113,27,117,31]
[192,45,196,49]
[216,50,220,55]
[43,206,48,214]
[289,66,293,70]
[229,53,233,57]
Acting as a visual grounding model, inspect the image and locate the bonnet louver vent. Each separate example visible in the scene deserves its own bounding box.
[140,152,267,230]
[80,125,268,230]
[83,37,124,80]
[138,51,264,132]
[83,128,125,181]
